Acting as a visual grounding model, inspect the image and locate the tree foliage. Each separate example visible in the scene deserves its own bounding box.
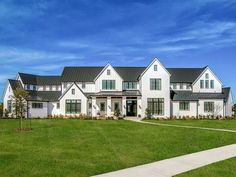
[12,88,30,118]
[233,104,236,117]
[0,103,3,118]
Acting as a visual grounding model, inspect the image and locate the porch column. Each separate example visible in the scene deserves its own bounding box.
[107,97,111,117]
[122,97,126,116]
[137,96,142,117]
[92,97,97,117]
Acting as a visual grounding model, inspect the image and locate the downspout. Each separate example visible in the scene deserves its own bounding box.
[197,100,199,118]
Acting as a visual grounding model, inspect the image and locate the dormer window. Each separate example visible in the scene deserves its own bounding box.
[82,83,86,89]
[72,89,75,95]
[205,73,209,79]
[107,69,111,75]
[33,85,36,91]
[154,65,158,71]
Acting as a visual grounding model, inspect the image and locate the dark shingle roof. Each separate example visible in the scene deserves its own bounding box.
[28,91,61,102]
[167,67,206,83]
[19,73,61,85]
[87,90,141,97]
[61,67,103,82]
[171,90,228,101]
[61,66,206,83]
[222,87,231,100]
[114,67,145,81]
[8,79,23,90]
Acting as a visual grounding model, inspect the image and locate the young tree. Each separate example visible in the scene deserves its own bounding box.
[233,104,236,117]
[0,103,3,118]
[12,88,30,129]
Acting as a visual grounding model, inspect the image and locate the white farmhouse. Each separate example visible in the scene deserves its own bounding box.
[3,58,234,118]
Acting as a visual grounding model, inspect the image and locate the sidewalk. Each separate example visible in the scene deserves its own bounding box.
[93,144,236,177]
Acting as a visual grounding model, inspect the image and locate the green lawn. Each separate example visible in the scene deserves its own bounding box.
[0,119,236,177]
[176,158,236,177]
[145,119,236,130]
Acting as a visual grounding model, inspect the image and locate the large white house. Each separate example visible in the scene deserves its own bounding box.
[3,58,234,118]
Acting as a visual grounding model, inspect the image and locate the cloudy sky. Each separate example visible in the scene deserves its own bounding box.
[0,0,236,100]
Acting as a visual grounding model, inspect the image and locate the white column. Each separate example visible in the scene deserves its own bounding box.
[92,97,97,117]
[107,97,111,117]
[137,96,142,117]
[122,97,126,116]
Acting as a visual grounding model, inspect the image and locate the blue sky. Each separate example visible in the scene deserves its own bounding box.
[0,0,236,101]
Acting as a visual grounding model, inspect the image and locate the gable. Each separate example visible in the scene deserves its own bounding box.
[94,64,123,81]
[59,82,86,100]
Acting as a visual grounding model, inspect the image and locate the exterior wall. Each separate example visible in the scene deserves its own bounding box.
[3,82,14,115]
[198,99,224,117]
[61,82,73,93]
[95,65,123,92]
[193,68,222,93]
[59,84,88,115]
[48,102,61,116]
[225,91,234,116]
[28,101,48,118]
[172,101,198,117]
[170,83,192,91]
[140,59,170,118]
[76,82,95,93]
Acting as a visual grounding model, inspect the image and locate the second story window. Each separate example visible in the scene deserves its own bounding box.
[154,65,158,71]
[210,80,214,89]
[33,85,36,91]
[205,73,209,79]
[82,83,86,89]
[200,80,204,89]
[57,103,60,109]
[102,80,115,90]
[205,80,209,89]
[173,83,177,89]
[186,84,191,89]
[150,79,161,90]
[72,89,75,95]
[123,82,137,90]
[180,83,184,90]
[107,69,111,75]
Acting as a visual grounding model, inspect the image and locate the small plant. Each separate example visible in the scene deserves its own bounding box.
[145,108,152,119]
[4,109,10,118]
[114,109,121,117]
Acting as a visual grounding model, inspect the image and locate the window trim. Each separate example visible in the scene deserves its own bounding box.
[32,102,43,109]
[147,98,164,116]
[200,80,204,89]
[154,65,158,71]
[65,99,81,114]
[102,80,116,90]
[179,101,190,111]
[82,83,86,89]
[205,80,209,89]
[204,102,214,113]
[71,88,75,95]
[107,69,111,75]
[150,78,162,90]
[210,80,214,89]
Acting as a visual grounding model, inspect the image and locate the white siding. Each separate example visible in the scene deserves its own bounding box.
[28,101,48,118]
[3,82,14,114]
[171,83,192,91]
[198,99,224,117]
[172,101,197,117]
[193,68,222,93]
[225,91,234,116]
[95,65,123,92]
[76,82,95,93]
[140,59,170,118]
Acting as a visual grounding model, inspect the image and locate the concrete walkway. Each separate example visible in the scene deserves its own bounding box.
[93,144,236,177]
[127,118,236,133]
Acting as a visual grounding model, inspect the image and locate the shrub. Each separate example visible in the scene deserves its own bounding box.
[114,109,121,117]
[145,108,152,119]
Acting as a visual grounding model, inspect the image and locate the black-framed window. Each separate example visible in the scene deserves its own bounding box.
[154,65,158,71]
[147,98,164,115]
[173,83,177,89]
[72,89,75,95]
[180,83,184,90]
[82,83,86,89]
[114,102,119,111]
[200,80,204,89]
[179,101,190,111]
[123,82,137,90]
[102,80,115,90]
[204,102,214,112]
[7,100,12,112]
[150,79,161,90]
[107,69,111,75]
[66,100,81,114]
[210,80,214,89]
[205,73,209,79]
[205,80,209,89]
[32,103,43,109]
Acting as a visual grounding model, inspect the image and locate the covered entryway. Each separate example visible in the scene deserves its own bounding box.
[126,100,137,117]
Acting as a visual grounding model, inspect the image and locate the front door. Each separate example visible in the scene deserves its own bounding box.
[126,100,137,116]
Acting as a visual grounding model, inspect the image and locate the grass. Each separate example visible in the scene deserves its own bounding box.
[145,119,236,130]
[176,158,236,177]
[0,119,236,177]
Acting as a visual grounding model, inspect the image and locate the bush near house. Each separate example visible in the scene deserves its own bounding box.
[0,103,3,118]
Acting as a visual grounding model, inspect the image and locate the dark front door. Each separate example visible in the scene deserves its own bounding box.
[126,100,137,116]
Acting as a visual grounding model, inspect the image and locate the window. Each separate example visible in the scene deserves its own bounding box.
[26,84,30,90]
[186,84,191,89]
[205,73,209,79]
[107,69,111,75]
[180,83,184,90]
[57,85,60,91]
[123,82,137,90]
[114,102,119,111]
[43,86,46,91]
[200,80,204,89]
[179,101,190,111]
[210,80,214,89]
[147,98,164,115]
[173,83,177,89]
[64,83,67,89]
[7,100,12,112]
[56,103,60,109]
[82,83,86,89]
[205,80,209,89]
[32,103,43,109]
[33,85,36,91]
[66,100,81,114]
[150,79,161,90]
[102,80,115,90]
[100,102,105,111]
[154,65,158,71]
[88,103,92,109]
[72,89,75,95]
[204,102,214,112]
[49,86,52,91]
